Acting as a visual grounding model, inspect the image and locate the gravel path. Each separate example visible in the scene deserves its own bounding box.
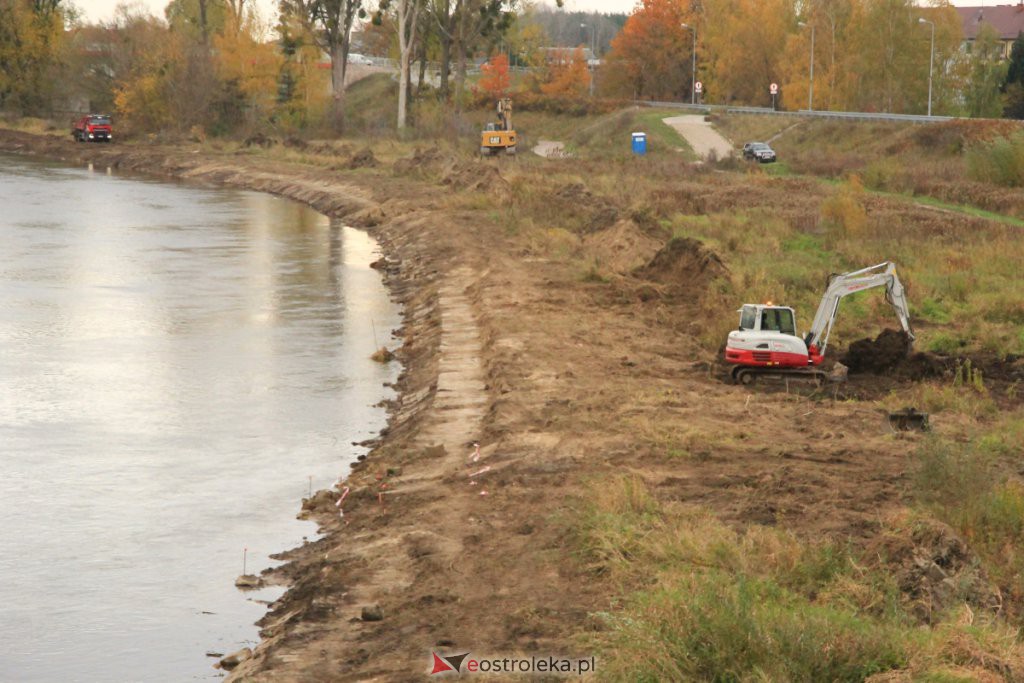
[662,114,734,160]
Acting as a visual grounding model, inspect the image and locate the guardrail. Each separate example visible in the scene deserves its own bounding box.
[641,99,953,123]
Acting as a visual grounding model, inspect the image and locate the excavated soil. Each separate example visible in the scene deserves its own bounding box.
[633,236,728,296]
[843,328,953,380]
[582,218,662,275]
[844,329,914,373]
[843,329,1024,388]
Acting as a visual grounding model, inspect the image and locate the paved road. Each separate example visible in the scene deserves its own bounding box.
[662,115,734,160]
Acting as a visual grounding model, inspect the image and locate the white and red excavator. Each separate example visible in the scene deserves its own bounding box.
[724,261,913,385]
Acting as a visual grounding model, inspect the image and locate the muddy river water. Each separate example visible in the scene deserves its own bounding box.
[0,155,400,681]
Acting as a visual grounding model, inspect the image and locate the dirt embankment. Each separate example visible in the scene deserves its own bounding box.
[5,129,1016,681]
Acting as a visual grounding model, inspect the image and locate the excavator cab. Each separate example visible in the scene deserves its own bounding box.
[738,304,797,336]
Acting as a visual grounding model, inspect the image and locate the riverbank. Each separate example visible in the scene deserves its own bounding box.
[6,126,1024,681]
[0,128,604,679]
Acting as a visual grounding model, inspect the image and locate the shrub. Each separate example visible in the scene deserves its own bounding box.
[966,133,1024,188]
[820,176,868,238]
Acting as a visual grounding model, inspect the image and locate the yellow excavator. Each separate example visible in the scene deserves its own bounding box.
[480,97,517,157]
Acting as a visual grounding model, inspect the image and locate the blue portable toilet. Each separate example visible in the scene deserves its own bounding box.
[631,131,647,155]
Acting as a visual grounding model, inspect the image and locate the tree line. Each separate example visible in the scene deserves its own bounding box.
[601,0,1012,117]
[1,0,1021,136]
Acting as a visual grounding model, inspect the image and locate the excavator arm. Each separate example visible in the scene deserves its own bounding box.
[805,261,913,356]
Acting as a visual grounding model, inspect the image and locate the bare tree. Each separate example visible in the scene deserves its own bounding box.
[393,0,420,127]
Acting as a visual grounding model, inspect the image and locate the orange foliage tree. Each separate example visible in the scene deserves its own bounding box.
[541,47,591,97]
[601,0,695,101]
[700,0,793,106]
[478,53,512,98]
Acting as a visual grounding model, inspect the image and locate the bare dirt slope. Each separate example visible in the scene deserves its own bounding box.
[662,114,734,159]
[0,129,991,681]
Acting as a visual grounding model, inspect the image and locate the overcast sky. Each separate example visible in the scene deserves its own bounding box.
[73,0,671,24]
[72,0,982,26]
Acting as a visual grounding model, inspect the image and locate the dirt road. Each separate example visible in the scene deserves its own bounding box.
[663,114,734,160]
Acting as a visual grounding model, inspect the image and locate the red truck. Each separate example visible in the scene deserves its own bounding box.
[71,114,113,143]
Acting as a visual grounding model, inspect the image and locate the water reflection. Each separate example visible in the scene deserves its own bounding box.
[0,156,400,681]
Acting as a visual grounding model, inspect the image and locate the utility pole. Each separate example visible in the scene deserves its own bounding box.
[798,21,815,111]
[919,17,935,117]
[681,23,696,104]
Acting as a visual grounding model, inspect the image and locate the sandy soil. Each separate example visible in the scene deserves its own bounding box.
[663,114,735,160]
[3,128,1017,681]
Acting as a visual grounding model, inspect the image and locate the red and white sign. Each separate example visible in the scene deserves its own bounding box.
[694,81,703,93]
[769,82,779,95]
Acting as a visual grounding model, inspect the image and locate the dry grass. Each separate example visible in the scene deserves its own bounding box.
[571,476,1024,682]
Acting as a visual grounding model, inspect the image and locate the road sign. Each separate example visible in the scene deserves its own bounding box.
[694,81,703,93]
[769,82,779,95]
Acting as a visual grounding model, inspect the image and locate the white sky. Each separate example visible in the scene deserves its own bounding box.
[73,0,655,24]
[72,0,990,27]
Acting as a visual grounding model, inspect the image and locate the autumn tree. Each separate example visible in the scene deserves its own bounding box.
[275,1,332,126]
[478,52,511,97]
[602,0,694,101]
[213,5,283,126]
[701,0,792,105]
[0,0,66,113]
[165,0,228,43]
[541,46,590,97]
[837,0,960,114]
[452,0,515,106]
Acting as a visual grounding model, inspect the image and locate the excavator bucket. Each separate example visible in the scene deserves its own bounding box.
[888,407,929,432]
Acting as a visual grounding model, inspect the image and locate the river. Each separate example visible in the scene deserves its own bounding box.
[0,155,401,681]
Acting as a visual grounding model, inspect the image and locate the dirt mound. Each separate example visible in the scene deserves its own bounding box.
[632,237,727,295]
[867,518,1001,625]
[441,161,509,196]
[348,147,378,169]
[583,219,663,275]
[843,329,911,373]
[550,182,619,233]
[392,146,446,176]
[243,133,277,148]
[843,329,950,379]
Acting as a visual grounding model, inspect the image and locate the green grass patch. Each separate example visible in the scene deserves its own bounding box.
[568,107,694,160]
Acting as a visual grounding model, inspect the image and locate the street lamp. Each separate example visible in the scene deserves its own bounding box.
[797,21,814,111]
[919,17,935,117]
[681,22,696,104]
